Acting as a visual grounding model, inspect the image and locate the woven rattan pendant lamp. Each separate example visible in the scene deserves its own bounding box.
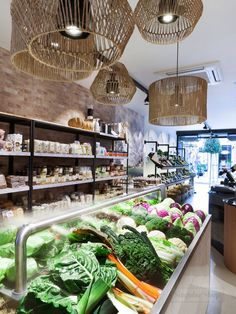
[134,0,203,44]
[11,0,134,73]
[10,22,91,82]
[90,62,136,105]
[149,42,207,126]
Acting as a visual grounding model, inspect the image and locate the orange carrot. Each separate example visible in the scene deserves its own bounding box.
[108,254,161,300]
[141,281,162,297]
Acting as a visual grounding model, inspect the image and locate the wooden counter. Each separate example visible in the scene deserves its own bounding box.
[224,203,236,274]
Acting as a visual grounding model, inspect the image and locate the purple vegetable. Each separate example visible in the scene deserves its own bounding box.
[181,203,194,215]
[171,213,181,223]
[184,217,200,232]
[156,208,169,218]
[195,210,206,223]
[170,202,181,210]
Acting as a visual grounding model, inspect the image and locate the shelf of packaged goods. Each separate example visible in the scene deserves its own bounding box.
[0,186,29,195]
[33,179,94,190]
[95,175,128,182]
[0,151,30,157]
[98,132,125,140]
[34,153,94,159]
[165,177,191,187]
[96,155,128,160]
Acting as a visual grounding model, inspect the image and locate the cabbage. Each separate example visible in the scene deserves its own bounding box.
[171,213,181,223]
[183,213,202,226]
[6,258,38,282]
[185,217,200,232]
[184,221,197,236]
[156,208,169,218]
[173,217,184,228]
[162,198,175,207]
[181,204,194,215]
[169,207,183,216]
[0,225,17,246]
[170,203,181,210]
[195,210,206,223]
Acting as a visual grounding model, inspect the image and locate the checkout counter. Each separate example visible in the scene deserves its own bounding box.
[209,166,236,253]
[224,197,236,274]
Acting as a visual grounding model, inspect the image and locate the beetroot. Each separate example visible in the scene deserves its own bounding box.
[181,203,194,215]
[195,210,206,223]
[170,202,181,210]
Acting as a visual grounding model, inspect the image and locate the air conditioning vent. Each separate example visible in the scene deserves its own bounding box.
[154,62,222,85]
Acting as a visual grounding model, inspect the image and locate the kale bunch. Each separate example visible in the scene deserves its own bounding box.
[101,225,173,287]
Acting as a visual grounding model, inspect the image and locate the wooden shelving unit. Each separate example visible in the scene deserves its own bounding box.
[0,112,129,210]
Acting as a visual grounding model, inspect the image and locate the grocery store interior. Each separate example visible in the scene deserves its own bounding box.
[0,1,236,313]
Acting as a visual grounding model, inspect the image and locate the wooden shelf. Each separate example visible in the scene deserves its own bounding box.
[165,177,191,187]
[0,151,30,157]
[96,155,128,160]
[95,175,128,182]
[34,153,94,159]
[0,186,29,195]
[159,165,189,170]
[33,179,94,190]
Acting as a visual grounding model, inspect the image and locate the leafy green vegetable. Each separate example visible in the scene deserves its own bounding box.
[27,230,55,257]
[17,275,79,314]
[109,202,133,216]
[18,244,117,314]
[101,225,172,287]
[166,225,193,246]
[131,214,147,226]
[6,258,38,282]
[0,225,17,246]
[145,217,170,233]
[0,257,14,282]
[0,243,15,258]
[80,243,111,259]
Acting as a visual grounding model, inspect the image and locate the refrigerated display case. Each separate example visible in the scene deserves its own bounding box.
[0,185,211,314]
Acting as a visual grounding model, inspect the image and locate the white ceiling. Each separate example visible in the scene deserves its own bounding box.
[1,1,236,134]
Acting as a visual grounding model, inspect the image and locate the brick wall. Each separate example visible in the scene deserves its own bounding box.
[0,47,144,167]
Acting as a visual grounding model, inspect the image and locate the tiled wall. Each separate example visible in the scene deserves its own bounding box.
[0,47,144,167]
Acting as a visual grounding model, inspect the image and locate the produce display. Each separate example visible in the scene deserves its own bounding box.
[0,195,207,314]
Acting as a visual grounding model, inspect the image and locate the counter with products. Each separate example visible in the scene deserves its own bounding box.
[0,186,210,314]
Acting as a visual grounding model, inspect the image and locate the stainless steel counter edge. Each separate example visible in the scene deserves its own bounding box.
[150,215,211,314]
[11,184,166,298]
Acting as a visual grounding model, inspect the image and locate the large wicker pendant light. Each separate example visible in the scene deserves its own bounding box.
[11,0,134,72]
[149,42,207,126]
[10,22,91,82]
[90,62,136,105]
[134,0,203,44]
